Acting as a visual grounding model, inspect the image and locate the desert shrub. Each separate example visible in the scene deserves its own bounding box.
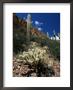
[30,34,41,44]
[40,38,49,47]
[48,40,60,60]
[13,28,27,53]
[30,34,37,41]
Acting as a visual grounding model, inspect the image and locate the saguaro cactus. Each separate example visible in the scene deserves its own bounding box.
[58,33,60,39]
[53,30,56,40]
[26,14,32,45]
[47,32,49,38]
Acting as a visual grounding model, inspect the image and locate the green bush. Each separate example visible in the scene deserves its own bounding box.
[13,28,27,53]
[48,40,60,60]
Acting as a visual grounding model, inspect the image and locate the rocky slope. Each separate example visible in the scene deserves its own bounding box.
[13,41,60,77]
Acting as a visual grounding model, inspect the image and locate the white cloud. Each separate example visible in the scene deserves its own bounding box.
[38,27,42,31]
[35,21,43,26]
[35,21,39,25]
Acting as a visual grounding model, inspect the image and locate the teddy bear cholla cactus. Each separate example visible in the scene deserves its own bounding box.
[14,42,60,76]
[17,47,46,64]
[16,43,54,68]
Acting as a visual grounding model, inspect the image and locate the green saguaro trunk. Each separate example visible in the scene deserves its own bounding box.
[26,14,32,50]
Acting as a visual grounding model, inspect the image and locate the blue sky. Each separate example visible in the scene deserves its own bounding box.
[16,13,60,37]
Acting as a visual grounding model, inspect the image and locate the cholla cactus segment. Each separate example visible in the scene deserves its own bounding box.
[15,42,58,70]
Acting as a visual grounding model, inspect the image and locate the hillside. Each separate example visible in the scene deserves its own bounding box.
[13,14,60,77]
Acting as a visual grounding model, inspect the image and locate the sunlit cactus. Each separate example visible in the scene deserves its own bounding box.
[47,32,49,38]
[53,30,56,40]
[26,14,32,45]
[58,33,60,39]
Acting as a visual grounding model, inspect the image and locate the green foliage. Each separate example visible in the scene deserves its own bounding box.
[30,34,41,44]
[48,40,60,60]
[40,36,60,60]
[13,28,27,53]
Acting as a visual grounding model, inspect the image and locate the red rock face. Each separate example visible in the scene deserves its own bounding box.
[31,28,46,38]
[31,28,40,36]
[13,13,27,28]
[18,19,27,28]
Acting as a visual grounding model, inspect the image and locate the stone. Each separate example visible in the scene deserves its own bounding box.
[31,73,37,77]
